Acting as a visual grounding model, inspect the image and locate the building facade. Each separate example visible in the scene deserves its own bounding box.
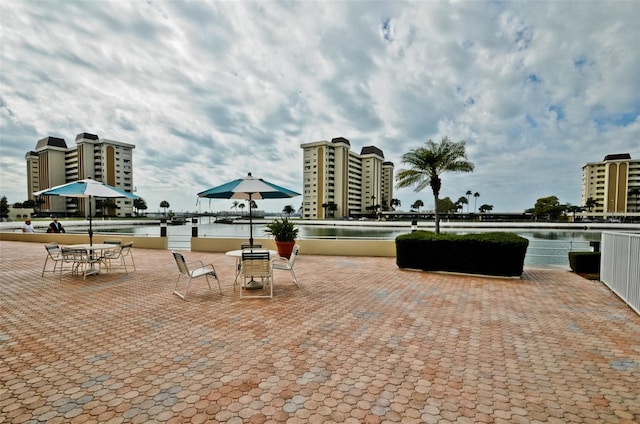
[26,133,136,217]
[581,153,640,216]
[300,137,394,219]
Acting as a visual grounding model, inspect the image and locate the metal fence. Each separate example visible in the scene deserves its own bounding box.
[601,232,640,315]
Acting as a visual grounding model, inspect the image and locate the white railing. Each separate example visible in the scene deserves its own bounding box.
[601,232,640,315]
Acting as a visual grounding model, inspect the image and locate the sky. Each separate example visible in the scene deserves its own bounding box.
[1,0,639,214]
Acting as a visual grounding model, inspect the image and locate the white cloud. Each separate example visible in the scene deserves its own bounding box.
[1,0,639,214]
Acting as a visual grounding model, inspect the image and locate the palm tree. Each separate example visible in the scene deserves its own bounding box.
[473,192,480,213]
[465,190,472,212]
[584,197,599,213]
[231,201,239,214]
[411,199,424,212]
[160,200,170,216]
[282,205,295,216]
[133,198,147,216]
[328,202,338,218]
[238,203,245,215]
[391,198,401,211]
[396,136,475,233]
[457,196,468,214]
[321,202,329,218]
[566,205,584,221]
[479,204,493,213]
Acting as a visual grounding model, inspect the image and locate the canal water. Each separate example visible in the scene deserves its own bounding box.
[97,222,606,269]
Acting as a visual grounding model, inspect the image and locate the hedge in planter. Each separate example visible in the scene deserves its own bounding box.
[568,251,600,274]
[396,231,529,277]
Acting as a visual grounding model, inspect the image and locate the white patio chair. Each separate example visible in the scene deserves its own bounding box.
[238,249,273,299]
[119,241,136,271]
[172,251,221,300]
[271,244,300,287]
[102,245,126,273]
[42,243,64,277]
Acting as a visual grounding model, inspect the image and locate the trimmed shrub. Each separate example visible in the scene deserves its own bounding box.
[568,252,600,274]
[396,231,529,277]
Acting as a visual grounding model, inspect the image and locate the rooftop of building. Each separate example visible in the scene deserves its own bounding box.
[360,145,384,158]
[604,153,632,161]
[35,136,67,150]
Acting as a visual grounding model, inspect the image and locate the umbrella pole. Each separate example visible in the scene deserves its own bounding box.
[89,196,93,246]
[248,193,254,247]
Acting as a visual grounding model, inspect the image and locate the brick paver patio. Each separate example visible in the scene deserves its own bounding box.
[1,240,638,423]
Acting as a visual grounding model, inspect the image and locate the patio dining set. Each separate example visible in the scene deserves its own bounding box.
[41,240,300,300]
[37,173,302,299]
[171,244,300,300]
[41,240,136,279]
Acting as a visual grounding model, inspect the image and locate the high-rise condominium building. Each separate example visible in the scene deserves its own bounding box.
[25,132,136,217]
[300,137,394,219]
[581,153,640,215]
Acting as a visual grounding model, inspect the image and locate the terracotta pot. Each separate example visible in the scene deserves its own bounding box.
[275,240,295,259]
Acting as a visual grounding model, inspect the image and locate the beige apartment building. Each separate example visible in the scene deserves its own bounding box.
[300,137,394,219]
[581,153,640,216]
[26,132,136,217]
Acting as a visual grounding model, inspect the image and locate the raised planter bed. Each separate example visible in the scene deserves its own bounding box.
[396,231,529,277]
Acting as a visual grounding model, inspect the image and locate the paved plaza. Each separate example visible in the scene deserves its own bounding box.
[1,240,639,423]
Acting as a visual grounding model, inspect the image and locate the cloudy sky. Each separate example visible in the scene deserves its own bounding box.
[1,0,639,214]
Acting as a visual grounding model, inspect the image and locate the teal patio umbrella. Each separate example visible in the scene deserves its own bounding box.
[198,173,300,246]
[34,178,138,246]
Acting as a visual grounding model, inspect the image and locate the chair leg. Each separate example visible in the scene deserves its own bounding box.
[215,275,222,294]
[207,273,222,294]
[42,257,49,277]
[127,254,136,271]
[268,271,273,298]
[173,275,188,300]
[290,268,299,287]
[122,255,128,274]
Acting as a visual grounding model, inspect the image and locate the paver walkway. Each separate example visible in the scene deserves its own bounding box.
[1,240,639,423]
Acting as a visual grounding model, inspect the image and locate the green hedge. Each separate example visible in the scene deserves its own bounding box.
[568,252,601,274]
[396,231,529,277]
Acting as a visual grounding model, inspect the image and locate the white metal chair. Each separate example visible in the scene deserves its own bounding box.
[120,242,136,271]
[271,244,300,287]
[42,243,64,277]
[172,251,221,300]
[101,245,126,273]
[238,249,273,299]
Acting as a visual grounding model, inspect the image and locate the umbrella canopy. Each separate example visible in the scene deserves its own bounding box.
[198,173,300,246]
[34,179,138,245]
[33,179,137,199]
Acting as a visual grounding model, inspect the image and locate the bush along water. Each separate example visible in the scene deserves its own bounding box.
[396,231,529,277]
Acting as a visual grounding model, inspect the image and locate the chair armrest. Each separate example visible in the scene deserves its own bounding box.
[193,264,216,276]
[271,256,288,263]
[188,260,205,268]
[202,264,215,273]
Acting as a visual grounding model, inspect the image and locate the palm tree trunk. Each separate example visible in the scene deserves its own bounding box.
[434,193,440,233]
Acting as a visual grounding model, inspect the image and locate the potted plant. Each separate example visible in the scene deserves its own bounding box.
[265,217,299,258]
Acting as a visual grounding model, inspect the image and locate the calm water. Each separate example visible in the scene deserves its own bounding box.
[94,222,605,269]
